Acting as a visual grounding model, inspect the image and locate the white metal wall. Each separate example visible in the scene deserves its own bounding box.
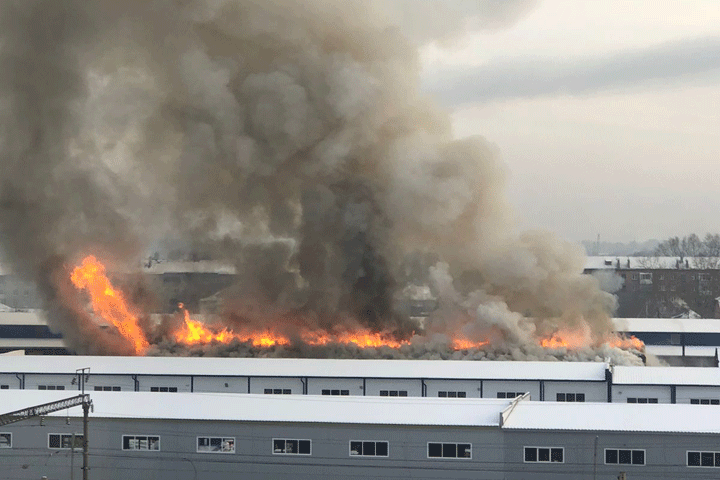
[363,379,422,397]
[543,381,607,402]
[676,385,720,404]
[249,377,304,395]
[306,377,363,396]
[193,376,248,394]
[137,375,192,392]
[612,385,672,403]
[424,379,483,398]
[482,380,539,400]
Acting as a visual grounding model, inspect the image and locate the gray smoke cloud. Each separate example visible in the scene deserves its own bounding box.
[0,0,639,363]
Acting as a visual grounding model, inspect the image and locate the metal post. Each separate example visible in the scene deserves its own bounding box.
[82,401,90,480]
[593,436,598,480]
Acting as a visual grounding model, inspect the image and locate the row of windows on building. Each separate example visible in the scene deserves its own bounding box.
[3,434,720,468]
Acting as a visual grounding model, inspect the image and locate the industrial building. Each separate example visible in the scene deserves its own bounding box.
[3,356,720,406]
[2,389,720,479]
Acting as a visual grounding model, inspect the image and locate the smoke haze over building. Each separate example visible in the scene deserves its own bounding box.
[0,0,641,364]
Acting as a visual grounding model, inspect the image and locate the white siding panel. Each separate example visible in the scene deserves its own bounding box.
[138,375,191,392]
[676,386,720,404]
[193,376,248,394]
[306,377,363,396]
[364,379,421,397]
[424,379,482,398]
[612,385,671,403]
[482,381,539,400]
[543,382,607,402]
[249,377,304,395]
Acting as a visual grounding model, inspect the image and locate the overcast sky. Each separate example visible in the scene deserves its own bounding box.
[420,0,720,243]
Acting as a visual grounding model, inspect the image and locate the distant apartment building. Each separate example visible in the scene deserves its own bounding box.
[585,257,720,318]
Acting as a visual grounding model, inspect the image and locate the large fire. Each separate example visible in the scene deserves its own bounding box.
[70,255,150,354]
[70,255,644,356]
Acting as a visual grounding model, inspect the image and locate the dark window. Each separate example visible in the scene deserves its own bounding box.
[341,390,349,396]
[0,385,8,389]
[715,452,720,467]
[49,434,83,450]
[525,447,563,463]
[525,447,537,462]
[151,387,159,392]
[606,449,618,464]
[442,444,456,458]
[627,398,636,403]
[556,393,565,401]
[497,392,506,399]
[428,443,442,458]
[282,389,291,394]
[702,452,714,467]
[619,450,632,464]
[458,391,466,398]
[380,390,406,397]
[273,439,311,455]
[632,450,645,465]
[331,390,340,395]
[551,448,563,463]
[691,399,700,404]
[322,389,330,395]
[539,448,550,462]
[0,433,10,448]
[122,435,160,451]
[688,451,701,466]
[428,442,470,459]
[577,393,585,402]
[376,441,389,456]
[197,436,235,453]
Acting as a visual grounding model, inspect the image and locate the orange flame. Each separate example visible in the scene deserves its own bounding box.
[174,306,291,348]
[539,328,592,350]
[70,255,149,354]
[604,334,645,351]
[451,336,490,350]
[539,328,645,351]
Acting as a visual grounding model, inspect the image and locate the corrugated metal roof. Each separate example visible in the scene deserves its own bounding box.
[0,390,509,427]
[613,365,720,385]
[0,356,609,380]
[613,318,720,333]
[504,402,720,434]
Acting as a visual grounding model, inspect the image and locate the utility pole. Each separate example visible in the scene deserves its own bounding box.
[82,400,90,480]
[76,368,91,480]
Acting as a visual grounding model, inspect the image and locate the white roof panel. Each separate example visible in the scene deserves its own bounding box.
[613,318,720,334]
[585,256,715,270]
[0,356,608,381]
[613,365,720,385]
[0,311,48,326]
[0,390,509,427]
[504,401,720,434]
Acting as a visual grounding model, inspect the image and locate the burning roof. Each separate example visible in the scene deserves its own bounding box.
[0,1,642,364]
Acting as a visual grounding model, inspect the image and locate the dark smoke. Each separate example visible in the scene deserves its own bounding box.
[0,0,641,364]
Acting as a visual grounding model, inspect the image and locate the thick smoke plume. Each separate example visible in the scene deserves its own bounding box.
[0,0,639,363]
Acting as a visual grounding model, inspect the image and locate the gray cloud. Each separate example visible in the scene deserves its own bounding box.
[423,36,720,105]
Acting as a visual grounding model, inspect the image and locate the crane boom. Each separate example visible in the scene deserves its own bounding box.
[0,394,90,427]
